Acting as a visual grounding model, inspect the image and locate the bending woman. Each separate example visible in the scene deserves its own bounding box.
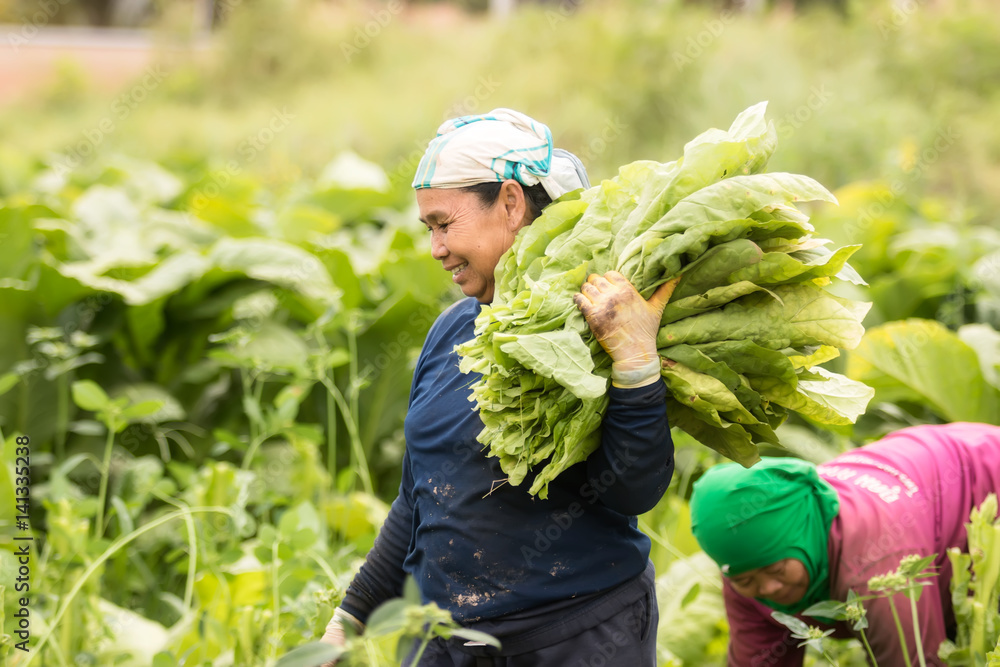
[320,109,678,665]
[690,422,1000,666]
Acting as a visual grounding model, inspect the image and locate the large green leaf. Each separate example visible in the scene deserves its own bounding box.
[379,253,454,303]
[311,245,363,309]
[326,492,390,543]
[72,380,110,411]
[662,344,763,413]
[126,298,167,368]
[274,642,343,667]
[658,284,870,351]
[0,205,49,282]
[309,152,394,222]
[32,256,94,316]
[120,253,211,305]
[670,238,764,301]
[277,203,342,243]
[656,552,729,665]
[277,500,322,550]
[661,360,760,427]
[96,598,170,662]
[513,197,588,270]
[683,339,798,385]
[181,171,261,238]
[103,155,184,205]
[112,383,187,422]
[958,324,1000,391]
[610,101,777,263]
[729,244,862,286]
[209,237,341,309]
[664,397,761,466]
[70,185,159,264]
[498,331,607,400]
[848,319,1000,423]
[317,151,390,192]
[355,291,442,446]
[660,281,771,324]
[617,171,836,282]
[54,252,212,307]
[211,320,311,374]
[753,367,874,426]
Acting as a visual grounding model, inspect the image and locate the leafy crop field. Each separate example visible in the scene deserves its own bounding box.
[2,1,1000,665]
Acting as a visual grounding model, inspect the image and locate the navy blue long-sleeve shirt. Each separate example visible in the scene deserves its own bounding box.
[341,297,674,624]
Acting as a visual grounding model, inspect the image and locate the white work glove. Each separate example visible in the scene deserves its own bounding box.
[573,271,680,388]
[319,608,364,667]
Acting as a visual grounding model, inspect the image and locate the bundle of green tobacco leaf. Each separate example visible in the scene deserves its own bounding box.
[456,102,873,498]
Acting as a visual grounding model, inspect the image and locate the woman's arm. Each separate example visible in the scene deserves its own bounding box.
[586,381,672,515]
[338,491,414,623]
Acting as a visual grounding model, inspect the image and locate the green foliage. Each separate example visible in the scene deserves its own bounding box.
[274,576,499,666]
[5,1,1000,214]
[788,555,939,667]
[0,149,454,664]
[848,320,1000,426]
[809,181,1000,330]
[772,610,836,655]
[3,2,1000,665]
[1,149,454,491]
[654,553,728,666]
[793,523,1000,667]
[939,495,1000,666]
[209,0,347,101]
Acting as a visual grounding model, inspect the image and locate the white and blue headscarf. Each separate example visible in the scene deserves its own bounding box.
[412,108,589,201]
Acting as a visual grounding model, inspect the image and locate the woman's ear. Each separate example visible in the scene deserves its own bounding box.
[499,180,530,230]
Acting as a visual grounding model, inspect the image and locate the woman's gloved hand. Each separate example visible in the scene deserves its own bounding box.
[318,608,364,666]
[573,271,680,389]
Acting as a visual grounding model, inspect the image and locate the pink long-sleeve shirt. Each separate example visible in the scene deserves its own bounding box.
[724,422,1000,667]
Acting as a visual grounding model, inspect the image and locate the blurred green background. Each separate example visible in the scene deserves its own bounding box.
[1,0,999,665]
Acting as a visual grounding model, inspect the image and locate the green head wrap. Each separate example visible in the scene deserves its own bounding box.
[690,457,840,614]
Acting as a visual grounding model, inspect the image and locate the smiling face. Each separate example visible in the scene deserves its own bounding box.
[728,558,811,606]
[417,181,530,303]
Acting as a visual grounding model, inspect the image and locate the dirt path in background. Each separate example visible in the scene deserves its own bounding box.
[0,26,183,105]
[0,5,467,107]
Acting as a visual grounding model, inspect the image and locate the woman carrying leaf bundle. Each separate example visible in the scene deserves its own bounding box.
[690,422,1000,667]
[318,109,677,665]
